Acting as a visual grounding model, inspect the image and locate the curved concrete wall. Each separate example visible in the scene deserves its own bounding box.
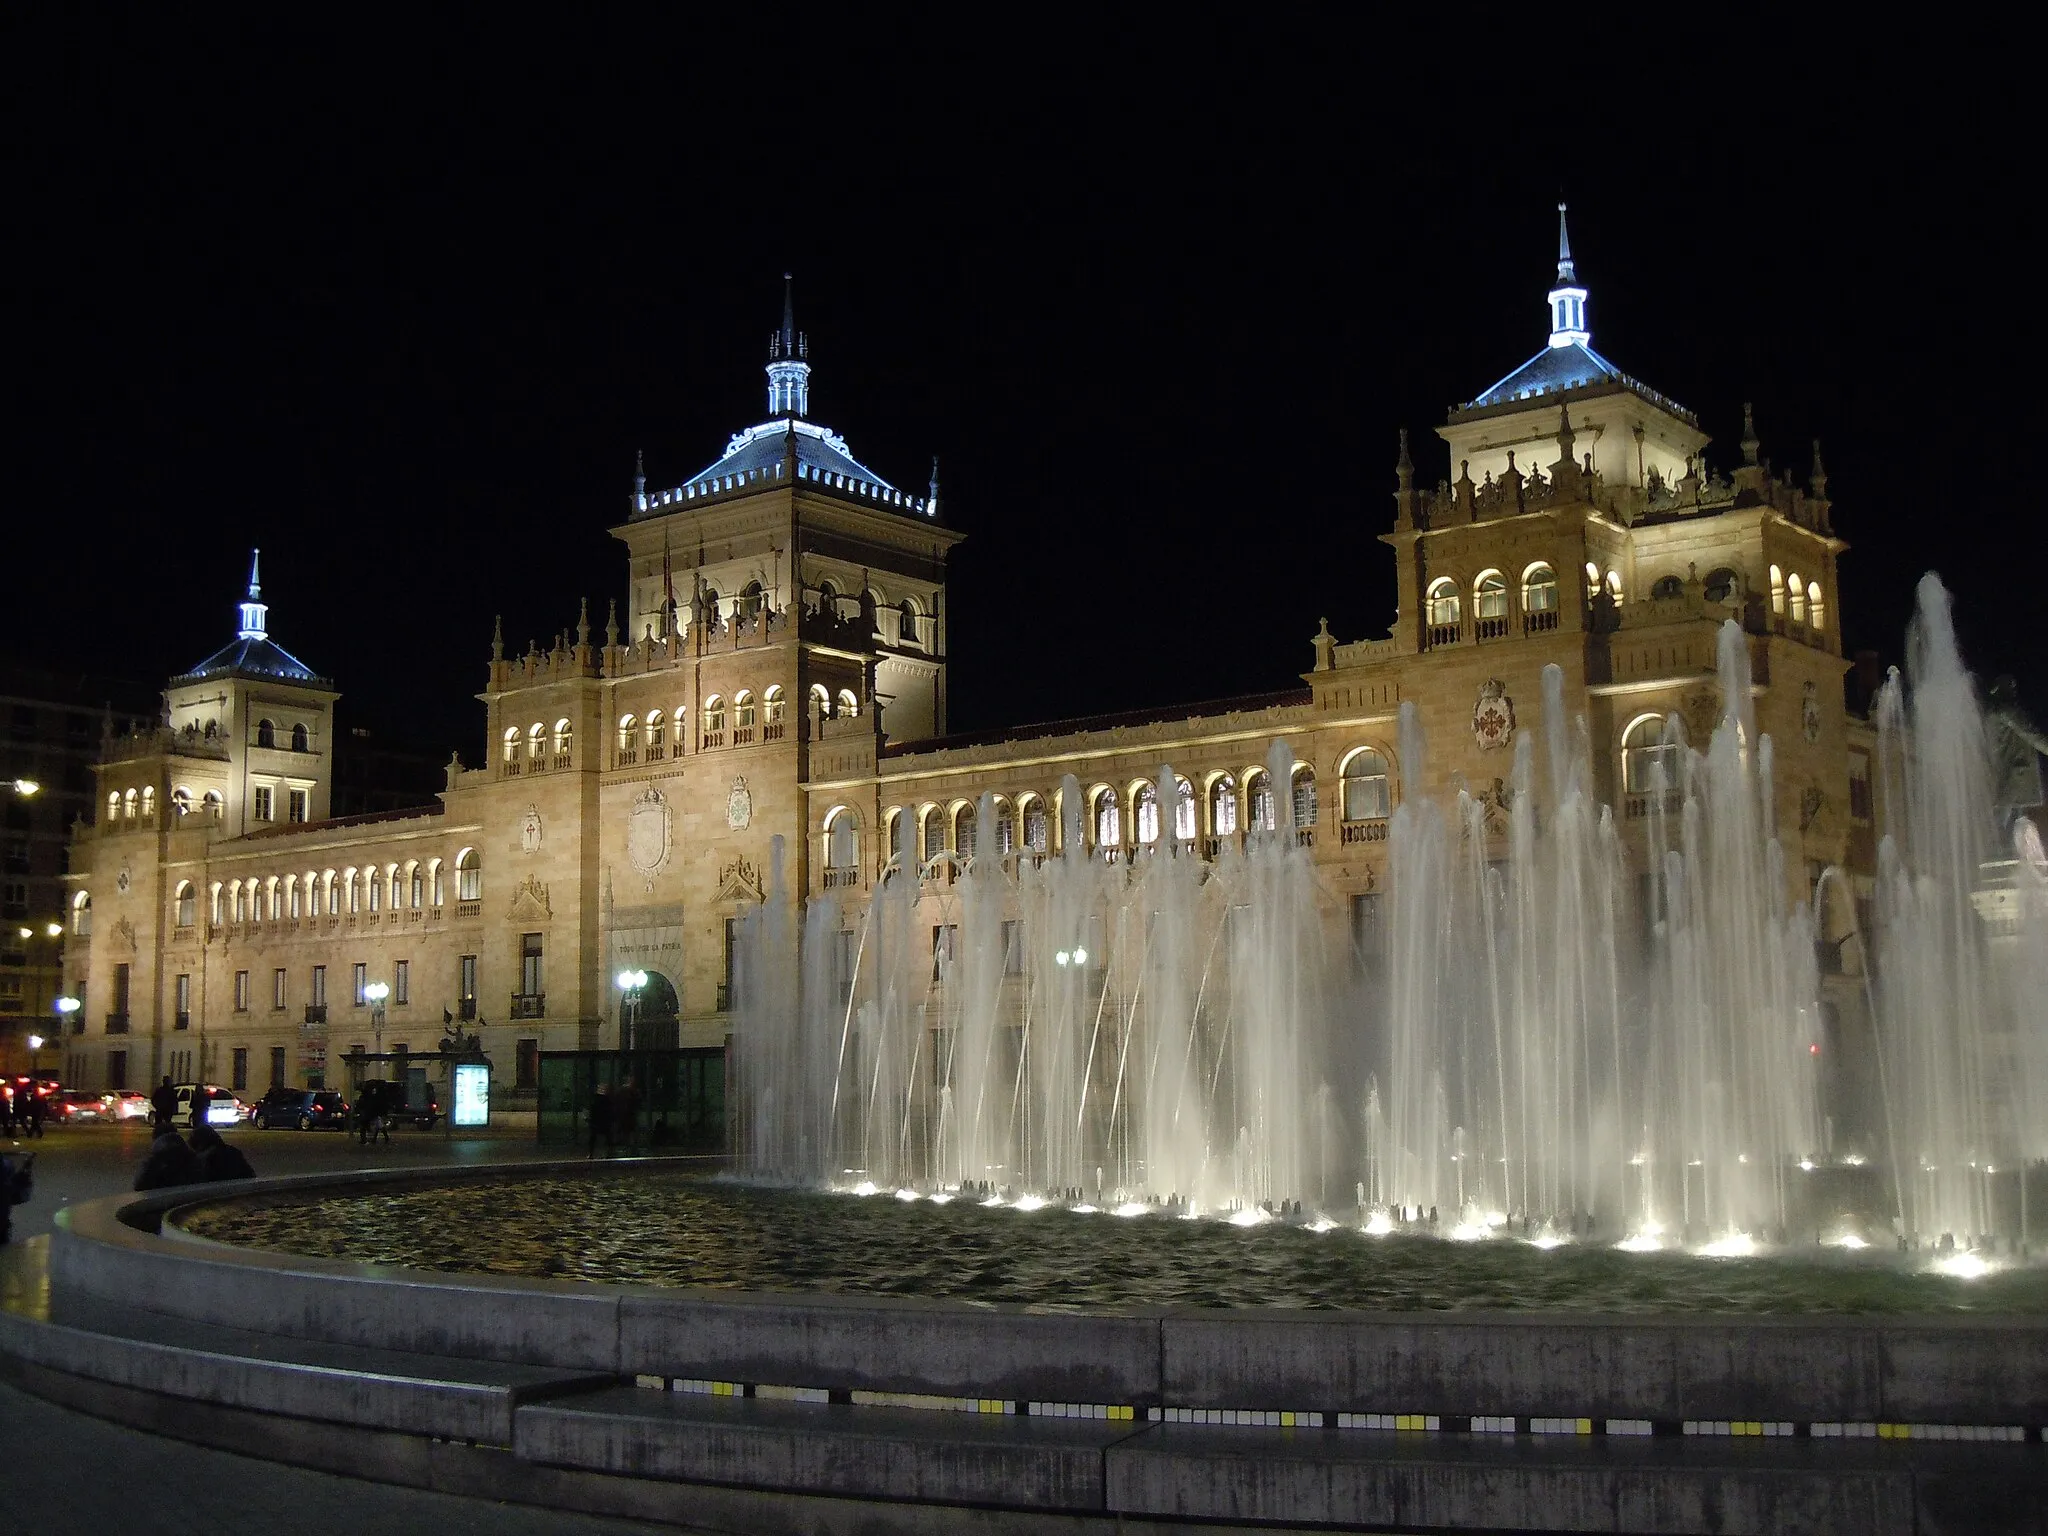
[54,1165,2048,1426]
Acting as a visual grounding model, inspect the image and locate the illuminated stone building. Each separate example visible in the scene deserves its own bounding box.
[61,224,1874,1099]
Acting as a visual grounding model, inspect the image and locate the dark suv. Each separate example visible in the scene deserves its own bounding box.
[251,1088,349,1130]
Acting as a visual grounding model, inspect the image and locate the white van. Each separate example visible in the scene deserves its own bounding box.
[170,1083,244,1128]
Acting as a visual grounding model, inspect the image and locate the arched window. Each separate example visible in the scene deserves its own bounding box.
[1093,788,1121,849]
[171,786,191,817]
[1473,570,1508,637]
[1341,749,1391,822]
[898,598,921,650]
[1426,578,1461,637]
[810,683,832,720]
[816,580,839,615]
[203,719,218,739]
[209,883,223,926]
[921,805,946,862]
[1605,569,1624,601]
[231,881,247,924]
[703,695,725,736]
[1703,567,1740,604]
[409,862,424,909]
[735,691,755,733]
[1173,777,1196,841]
[886,809,909,864]
[456,848,481,903]
[288,876,302,920]
[343,868,359,914]
[72,890,92,937]
[291,722,309,753]
[738,580,764,627]
[428,859,443,907]
[1585,560,1601,596]
[1292,765,1318,830]
[644,710,665,758]
[267,877,281,921]
[953,801,976,858]
[257,718,276,749]
[994,799,1017,855]
[553,719,573,762]
[503,727,521,766]
[1021,795,1049,853]
[139,786,155,823]
[1210,774,1239,837]
[307,872,322,917]
[367,868,381,912]
[527,723,545,762]
[174,881,195,929]
[1808,580,1825,630]
[824,808,859,878]
[388,867,403,911]
[1522,562,1559,618]
[1650,574,1685,600]
[1770,564,1785,614]
[837,688,859,717]
[1246,771,1275,833]
[1622,715,1682,796]
[1787,571,1806,622]
[106,791,121,823]
[616,715,636,758]
[203,789,223,821]
[1135,783,1161,845]
[764,686,786,733]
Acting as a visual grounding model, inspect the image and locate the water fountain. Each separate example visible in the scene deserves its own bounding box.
[735,580,2046,1260]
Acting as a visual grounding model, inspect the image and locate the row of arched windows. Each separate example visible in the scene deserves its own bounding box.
[1769,564,1827,629]
[253,718,312,752]
[822,749,1394,876]
[178,849,483,929]
[503,720,575,771]
[813,581,927,652]
[1426,564,1559,641]
[105,786,225,826]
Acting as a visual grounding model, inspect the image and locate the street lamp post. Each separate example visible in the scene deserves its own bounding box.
[364,981,389,1061]
[616,969,647,1051]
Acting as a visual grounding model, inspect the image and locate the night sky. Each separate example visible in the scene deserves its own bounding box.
[12,20,2037,758]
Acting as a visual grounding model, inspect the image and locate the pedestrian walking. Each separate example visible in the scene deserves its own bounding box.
[151,1075,177,1130]
[20,1085,43,1139]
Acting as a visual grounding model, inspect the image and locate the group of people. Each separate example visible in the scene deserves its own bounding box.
[586,1079,640,1157]
[1,1081,45,1139]
[136,1074,254,1190]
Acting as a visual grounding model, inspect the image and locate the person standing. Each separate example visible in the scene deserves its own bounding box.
[189,1084,209,1130]
[21,1085,43,1140]
[586,1084,612,1159]
[151,1075,177,1130]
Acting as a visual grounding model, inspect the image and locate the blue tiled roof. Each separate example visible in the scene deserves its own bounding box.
[688,419,896,494]
[172,636,331,688]
[1468,342,1624,408]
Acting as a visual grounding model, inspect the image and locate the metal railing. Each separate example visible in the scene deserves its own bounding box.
[510,992,546,1019]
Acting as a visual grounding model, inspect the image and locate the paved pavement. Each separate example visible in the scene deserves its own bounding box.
[0,1378,672,1534]
[2,1122,682,1531]
[3,1117,567,1240]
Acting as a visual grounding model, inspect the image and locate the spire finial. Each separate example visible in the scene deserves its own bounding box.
[1546,203,1590,349]
[1395,427,1413,488]
[1741,401,1761,466]
[765,272,811,416]
[927,456,941,518]
[236,548,269,640]
[577,597,590,648]
[490,614,504,663]
[1809,438,1828,500]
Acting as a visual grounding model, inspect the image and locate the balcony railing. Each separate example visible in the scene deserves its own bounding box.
[701,731,725,749]
[553,753,572,770]
[174,1011,191,1031]
[616,747,637,766]
[304,1004,328,1025]
[1524,608,1560,634]
[457,997,476,1021]
[1624,791,1685,821]
[762,721,786,741]
[1476,615,1510,641]
[1427,622,1462,648]
[823,866,860,889]
[504,759,521,775]
[105,1012,129,1035]
[510,992,546,1019]
[1339,819,1389,845]
[732,726,754,745]
[646,744,665,761]
[455,900,481,918]
[1294,827,1316,848]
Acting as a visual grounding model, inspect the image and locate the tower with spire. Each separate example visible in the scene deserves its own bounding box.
[1547,204,1590,348]
[766,273,810,417]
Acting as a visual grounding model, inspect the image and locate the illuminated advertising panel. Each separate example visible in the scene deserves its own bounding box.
[452,1062,490,1128]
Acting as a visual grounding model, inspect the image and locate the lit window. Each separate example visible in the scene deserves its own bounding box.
[1807,580,1825,630]
[395,959,409,1005]
[1210,774,1239,836]
[174,882,195,929]
[203,789,223,821]
[954,802,976,856]
[172,786,191,817]
[1474,571,1508,619]
[995,801,1017,855]
[1605,570,1624,601]
[617,715,637,754]
[703,696,725,735]
[287,788,308,823]
[1174,777,1196,840]
[824,811,858,870]
[898,599,921,650]
[1341,750,1390,821]
[140,786,155,822]
[554,719,573,758]
[528,723,545,761]
[1022,797,1048,853]
[1426,578,1461,629]
[1094,790,1121,849]
[504,727,522,764]
[1622,715,1681,795]
[1522,563,1559,613]
[1770,565,1785,614]
[1292,767,1317,829]
[837,689,859,717]
[457,848,481,902]
[811,684,832,719]
[409,865,423,909]
[1136,783,1160,844]
[73,891,92,936]
[1787,571,1806,622]
[921,806,946,861]
[735,691,755,729]
[252,786,273,822]
[1247,772,1275,833]
[645,710,665,751]
[764,686,785,727]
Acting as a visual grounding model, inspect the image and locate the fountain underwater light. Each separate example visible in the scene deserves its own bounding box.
[732,579,2044,1263]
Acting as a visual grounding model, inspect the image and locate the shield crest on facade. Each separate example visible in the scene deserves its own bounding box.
[627,787,669,873]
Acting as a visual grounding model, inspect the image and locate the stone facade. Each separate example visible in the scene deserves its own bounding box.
[58,237,1878,1100]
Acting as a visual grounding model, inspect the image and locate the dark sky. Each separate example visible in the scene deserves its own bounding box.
[11,18,2038,758]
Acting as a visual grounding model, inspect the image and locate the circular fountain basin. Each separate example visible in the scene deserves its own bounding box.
[177,1172,2048,1315]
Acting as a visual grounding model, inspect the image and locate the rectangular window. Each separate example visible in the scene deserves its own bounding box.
[459,954,477,1001]
[107,1049,127,1090]
[394,958,409,1005]
[174,972,191,1030]
[231,1047,248,1091]
[353,962,367,1005]
[272,968,287,1009]
[113,962,131,1013]
[721,918,738,1010]
[252,786,274,821]
[234,970,250,1012]
[516,1038,539,1091]
[312,965,327,1006]
[1,881,27,917]
[269,1046,287,1089]
[288,788,309,823]
[520,934,543,997]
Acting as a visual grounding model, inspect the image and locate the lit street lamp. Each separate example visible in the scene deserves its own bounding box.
[6,780,38,797]
[616,969,648,1050]
[364,980,389,1057]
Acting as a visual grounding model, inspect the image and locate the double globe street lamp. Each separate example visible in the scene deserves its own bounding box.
[616,969,648,1050]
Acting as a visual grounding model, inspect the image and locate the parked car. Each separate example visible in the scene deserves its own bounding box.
[357,1079,440,1130]
[105,1091,153,1121]
[251,1088,350,1131]
[170,1083,243,1128]
[53,1091,108,1124]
